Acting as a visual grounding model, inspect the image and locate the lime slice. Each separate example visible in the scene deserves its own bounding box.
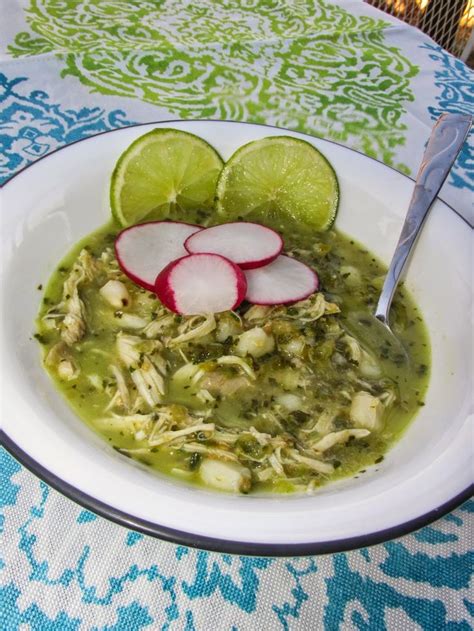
[216,136,339,231]
[111,129,224,226]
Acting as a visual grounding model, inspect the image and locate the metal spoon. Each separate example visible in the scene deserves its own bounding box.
[347,112,472,363]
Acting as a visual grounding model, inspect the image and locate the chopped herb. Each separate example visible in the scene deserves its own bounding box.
[290,410,310,424]
[189,453,202,470]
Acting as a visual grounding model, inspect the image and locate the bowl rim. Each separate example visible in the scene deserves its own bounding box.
[2,430,472,556]
[1,118,472,556]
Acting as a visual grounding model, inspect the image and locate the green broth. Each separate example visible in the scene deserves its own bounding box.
[36,219,430,494]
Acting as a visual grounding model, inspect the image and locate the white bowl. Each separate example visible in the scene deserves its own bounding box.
[1,121,472,555]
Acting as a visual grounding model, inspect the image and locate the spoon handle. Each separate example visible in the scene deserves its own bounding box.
[375,113,472,324]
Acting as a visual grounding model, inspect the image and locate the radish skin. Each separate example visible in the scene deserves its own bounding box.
[184,221,283,270]
[115,221,201,291]
[155,253,247,315]
[244,255,319,305]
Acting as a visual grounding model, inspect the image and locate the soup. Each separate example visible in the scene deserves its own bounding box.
[36,216,430,494]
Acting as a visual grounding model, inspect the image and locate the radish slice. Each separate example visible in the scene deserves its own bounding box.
[155,254,247,315]
[115,221,201,291]
[184,222,283,270]
[244,255,319,305]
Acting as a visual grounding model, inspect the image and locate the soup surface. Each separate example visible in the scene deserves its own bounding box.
[36,217,430,494]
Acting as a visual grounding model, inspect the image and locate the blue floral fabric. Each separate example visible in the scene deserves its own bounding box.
[1,449,473,630]
[0,73,136,184]
[1,2,473,629]
[421,43,474,193]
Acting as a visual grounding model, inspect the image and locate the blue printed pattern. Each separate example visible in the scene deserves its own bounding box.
[1,447,473,630]
[0,73,135,186]
[422,43,474,192]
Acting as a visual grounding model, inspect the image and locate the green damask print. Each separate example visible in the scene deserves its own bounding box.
[9,0,418,169]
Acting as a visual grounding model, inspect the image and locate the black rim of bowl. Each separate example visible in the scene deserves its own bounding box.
[1,119,472,556]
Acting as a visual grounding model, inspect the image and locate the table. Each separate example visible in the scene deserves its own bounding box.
[1,1,473,629]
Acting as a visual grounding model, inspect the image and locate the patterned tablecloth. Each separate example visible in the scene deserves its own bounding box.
[1,1,473,629]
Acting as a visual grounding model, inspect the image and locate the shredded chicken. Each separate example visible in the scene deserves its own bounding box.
[169,314,216,346]
[53,249,100,345]
[148,423,215,447]
[116,333,141,367]
[287,450,335,475]
[61,292,86,346]
[45,342,79,379]
[216,355,256,379]
[310,429,370,453]
[97,413,154,435]
[143,315,176,339]
[350,391,385,432]
[180,442,240,463]
[131,359,165,407]
[109,364,130,411]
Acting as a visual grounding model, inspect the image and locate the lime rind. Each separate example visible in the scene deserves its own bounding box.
[215,136,339,231]
[110,128,224,227]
